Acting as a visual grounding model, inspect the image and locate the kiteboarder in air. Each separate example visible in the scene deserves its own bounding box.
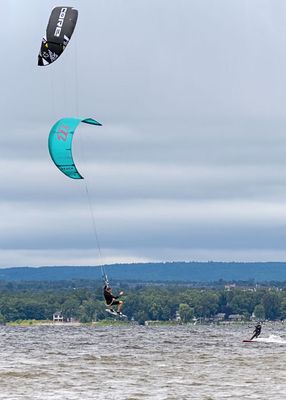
[103,285,124,315]
[250,322,262,340]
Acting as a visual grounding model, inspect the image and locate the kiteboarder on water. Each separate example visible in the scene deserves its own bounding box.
[103,285,124,315]
[250,322,262,340]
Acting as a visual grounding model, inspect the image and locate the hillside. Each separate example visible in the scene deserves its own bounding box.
[0,262,286,282]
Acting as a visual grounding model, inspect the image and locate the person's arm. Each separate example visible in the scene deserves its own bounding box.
[112,291,124,299]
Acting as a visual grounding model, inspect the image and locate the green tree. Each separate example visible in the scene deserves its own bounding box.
[179,303,194,323]
[134,310,149,325]
[78,299,96,323]
[253,304,265,320]
[62,297,81,320]
[262,292,281,320]
[279,298,286,320]
[194,292,219,318]
[228,292,255,317]
[0,312,5,324]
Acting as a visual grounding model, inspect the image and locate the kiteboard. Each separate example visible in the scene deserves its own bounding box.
[105,309,127,319]
[242,340,256,343]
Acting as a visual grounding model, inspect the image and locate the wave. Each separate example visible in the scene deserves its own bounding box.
[255,334,286,344]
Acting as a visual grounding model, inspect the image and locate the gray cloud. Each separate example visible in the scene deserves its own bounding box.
[1,0,286,267]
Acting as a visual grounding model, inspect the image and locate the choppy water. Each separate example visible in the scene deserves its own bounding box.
[0,322,285,400]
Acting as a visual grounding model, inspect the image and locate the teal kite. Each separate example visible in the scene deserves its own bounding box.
[48,117,102,179]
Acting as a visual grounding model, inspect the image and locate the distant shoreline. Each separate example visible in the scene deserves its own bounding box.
[5,320,129,327]
[4,320,281,327]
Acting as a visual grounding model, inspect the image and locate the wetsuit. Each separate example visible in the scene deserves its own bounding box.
[103,285,120,307]
[251,324,261,340]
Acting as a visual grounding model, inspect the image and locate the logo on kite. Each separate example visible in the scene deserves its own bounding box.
[48,117,102,179]
[54,7,68,37]
[38,7,78,66]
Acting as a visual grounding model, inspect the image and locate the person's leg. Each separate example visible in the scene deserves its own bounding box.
[111,300,120,313]
[106,300,115,312]
[117,300,123,313]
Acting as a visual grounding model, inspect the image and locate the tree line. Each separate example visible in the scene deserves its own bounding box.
[0,280,286,324]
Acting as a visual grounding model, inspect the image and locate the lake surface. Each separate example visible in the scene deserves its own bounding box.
[0,322,285,399]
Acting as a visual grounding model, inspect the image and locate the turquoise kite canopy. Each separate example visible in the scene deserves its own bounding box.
[48,117,102,179]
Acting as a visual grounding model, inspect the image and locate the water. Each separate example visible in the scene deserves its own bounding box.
[0,322,285,399]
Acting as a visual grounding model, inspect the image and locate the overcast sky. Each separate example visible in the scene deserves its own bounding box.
[2,0,286,267]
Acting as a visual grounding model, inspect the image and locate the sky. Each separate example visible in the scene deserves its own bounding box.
[2,0,286,267]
